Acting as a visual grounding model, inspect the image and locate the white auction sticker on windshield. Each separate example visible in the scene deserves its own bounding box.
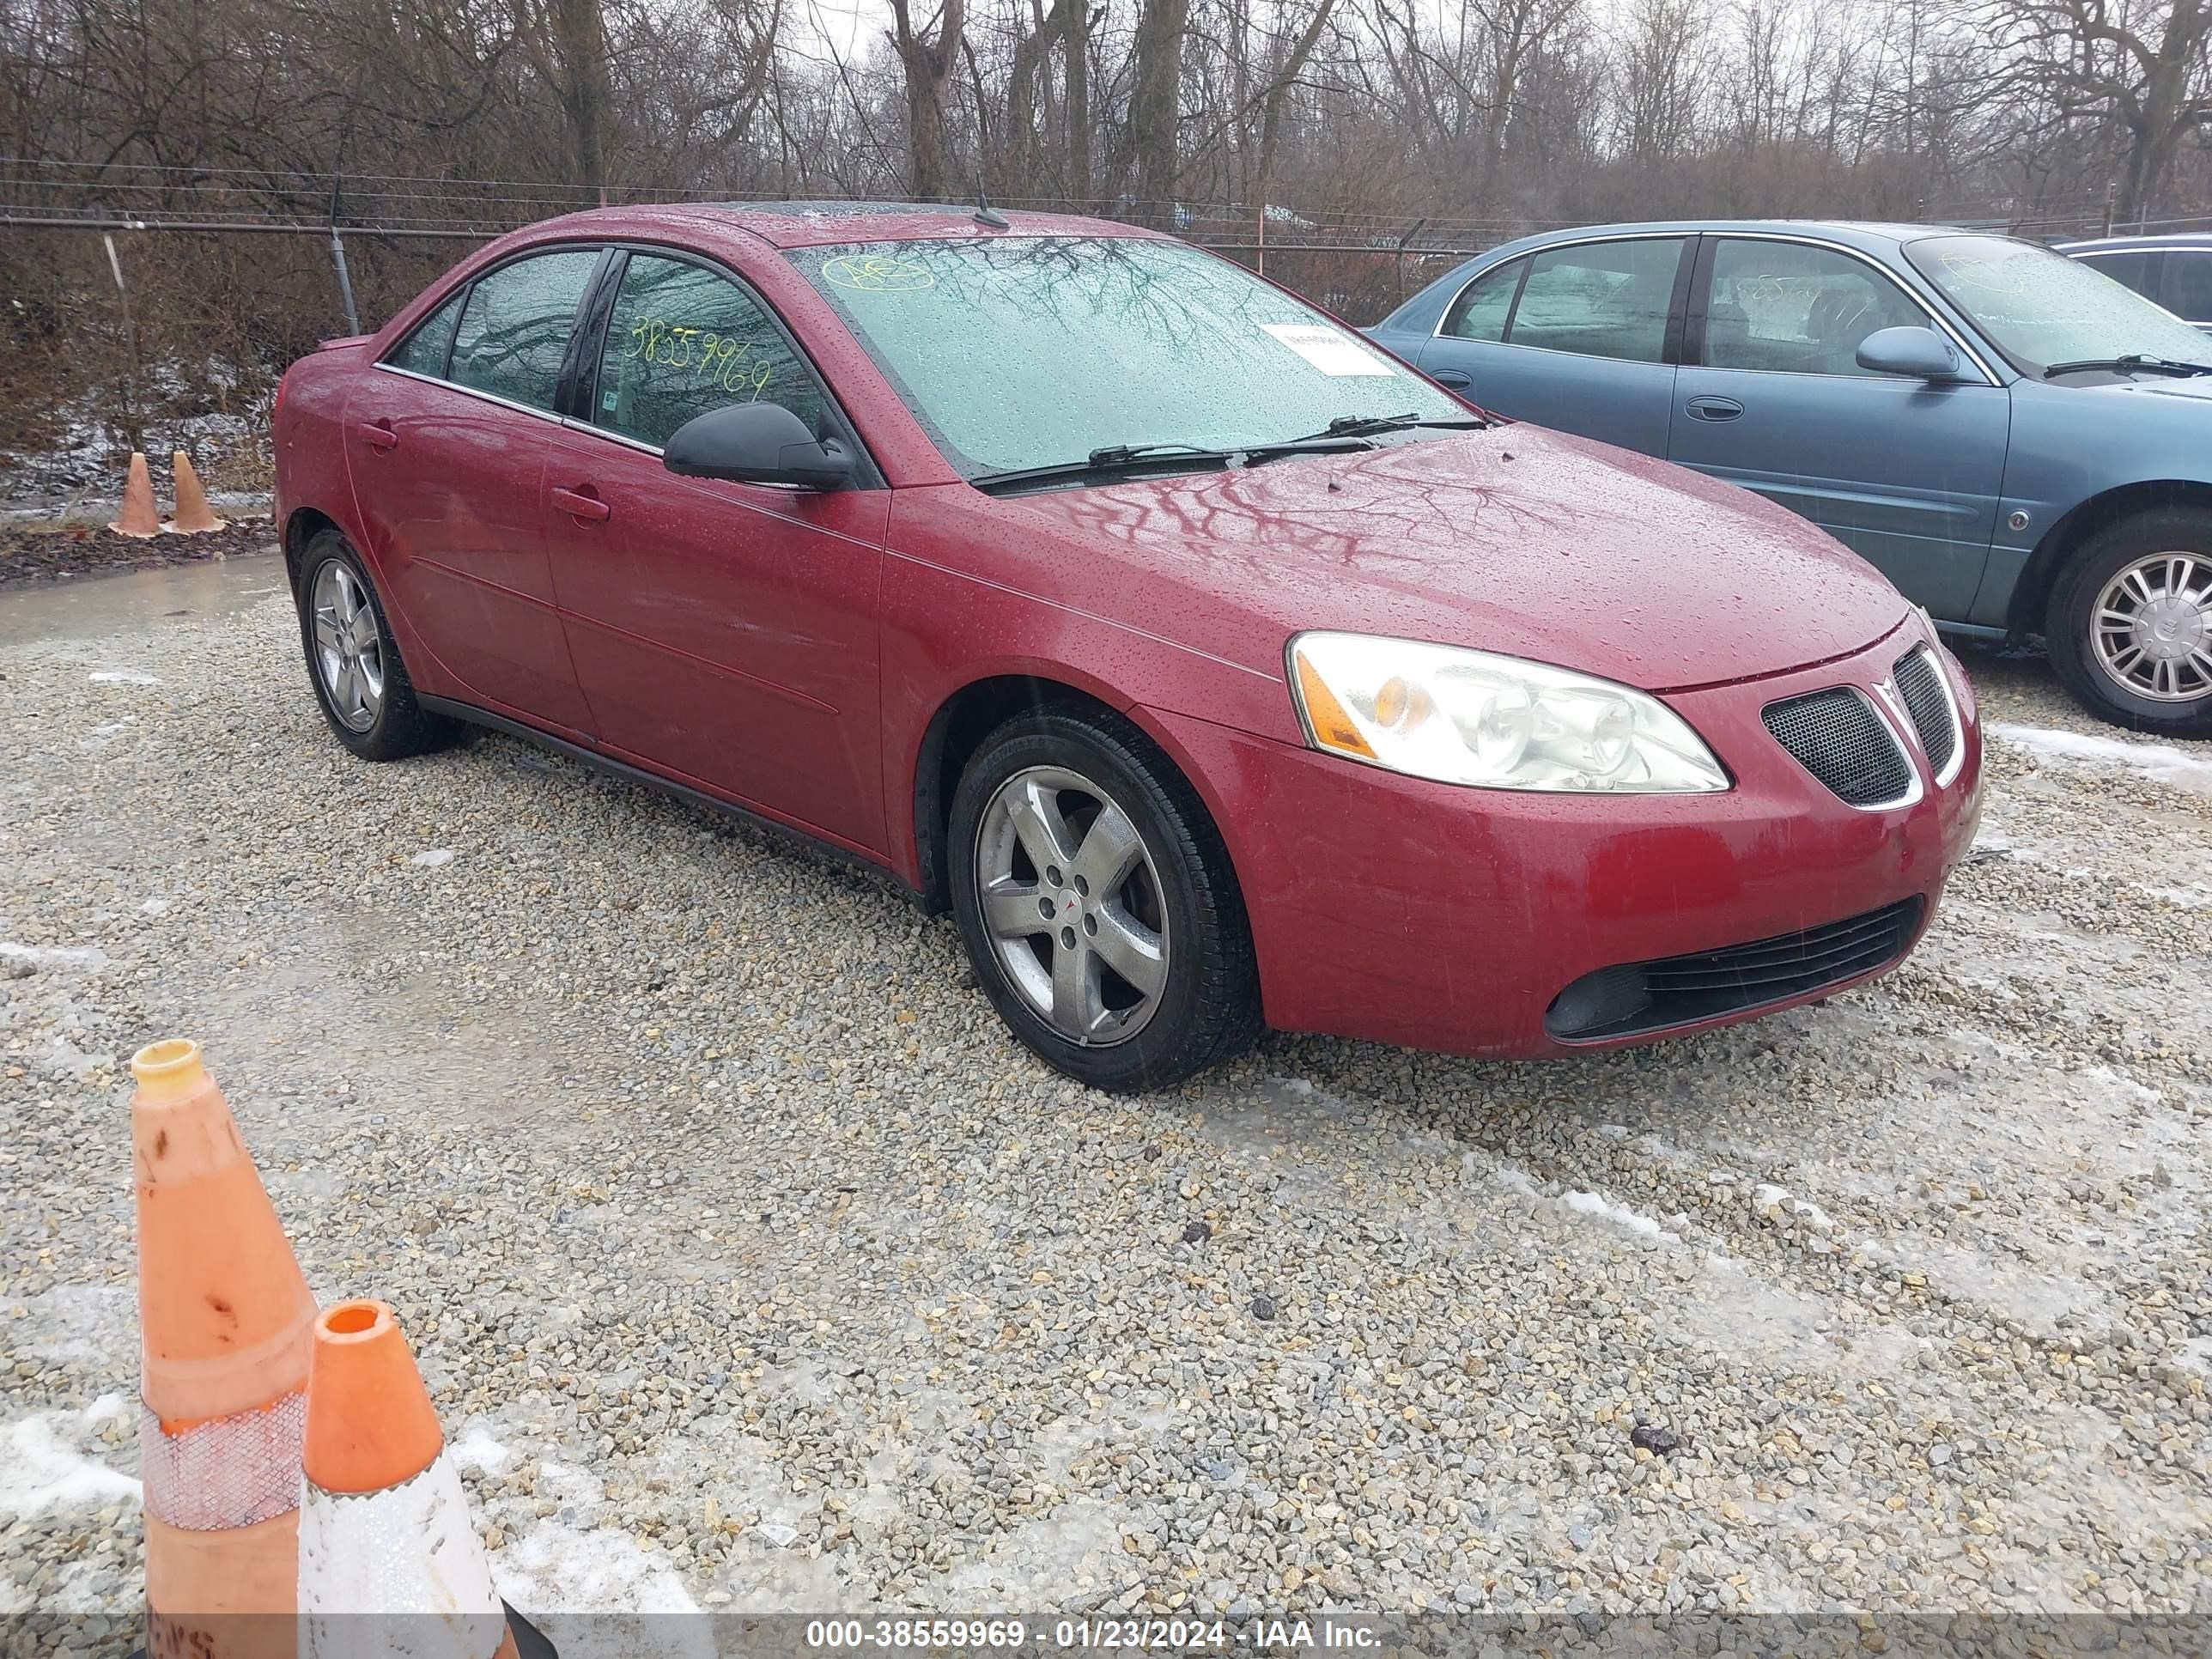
[1261,323,1394,377]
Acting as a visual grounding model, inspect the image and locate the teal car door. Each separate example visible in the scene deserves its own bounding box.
[1665,234,2009,620]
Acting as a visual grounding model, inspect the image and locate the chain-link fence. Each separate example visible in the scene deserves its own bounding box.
[7,163,2208,507]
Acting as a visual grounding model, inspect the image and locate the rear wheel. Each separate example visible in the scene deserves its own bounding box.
[2047,508,2212,738]
[295,529,456,761]
[947,707,1261,1093]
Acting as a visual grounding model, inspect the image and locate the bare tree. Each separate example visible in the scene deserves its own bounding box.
[889,0,967,197]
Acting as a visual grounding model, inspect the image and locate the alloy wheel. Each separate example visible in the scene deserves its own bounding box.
[2091,550,2212,703]
[973,764,1170,1046]
[311,560,386,732]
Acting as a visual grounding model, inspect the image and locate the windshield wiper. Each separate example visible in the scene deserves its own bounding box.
[1274,410,1492,443]
[970,443,1246,494]
[2042,353,2212,379]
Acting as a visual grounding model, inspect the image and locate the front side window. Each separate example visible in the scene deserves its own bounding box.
[448,249,601,411]
[1442,258,1524,342]
[1506,238,1684,363]
[594,254,824,447]
[1703,240,1927,376]
[789,236,1461,479]
[1906,234,2212,373]
[2162,252,2212,323]
[386,292,465,378]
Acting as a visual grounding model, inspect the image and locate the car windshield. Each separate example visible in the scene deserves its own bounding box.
[1904,234,2212,373]
[789,235,1462,478]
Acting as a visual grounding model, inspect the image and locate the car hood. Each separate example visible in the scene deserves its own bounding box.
[995,425,1911,692]
[2065,374,2212,405]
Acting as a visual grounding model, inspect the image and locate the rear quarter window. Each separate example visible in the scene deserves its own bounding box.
[384,292,465,378]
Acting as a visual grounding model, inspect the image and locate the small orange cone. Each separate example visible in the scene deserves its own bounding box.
[167,450,227,534]
[299,1300,555,1659]
[109,452,160,538]
[131,1038,316,1659]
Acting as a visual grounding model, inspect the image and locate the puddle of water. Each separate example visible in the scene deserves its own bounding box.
[0,552,286,647]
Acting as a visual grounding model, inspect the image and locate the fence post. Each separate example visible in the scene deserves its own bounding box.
[101,231,144,453]
[330,228,362,335]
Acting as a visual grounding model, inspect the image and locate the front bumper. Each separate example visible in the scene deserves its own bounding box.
[1146,619,1982,1059]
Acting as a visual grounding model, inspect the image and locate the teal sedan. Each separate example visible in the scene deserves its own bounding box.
[1370,222,2212,735]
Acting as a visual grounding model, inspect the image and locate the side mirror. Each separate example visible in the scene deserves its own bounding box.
[1855,325,1961,380]
[664,403,853,489]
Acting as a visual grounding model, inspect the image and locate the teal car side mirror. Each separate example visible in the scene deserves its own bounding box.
[1856,325,1962,380]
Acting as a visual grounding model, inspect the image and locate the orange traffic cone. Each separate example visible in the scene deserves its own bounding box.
[131,1038,317,1659]
[299,1300,555,1659]
[167,451,227,534]
[109,452,160,538]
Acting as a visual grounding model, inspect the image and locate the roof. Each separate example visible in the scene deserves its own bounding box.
[2055,232,2212,252]
[1501,218,1981,246]
[499,199,1151,252]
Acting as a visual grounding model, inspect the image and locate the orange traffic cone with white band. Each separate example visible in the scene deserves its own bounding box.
[299,1300,555,1659]
[110,452,160,538]
[132,1037,316,1659]
[167,450,226,533]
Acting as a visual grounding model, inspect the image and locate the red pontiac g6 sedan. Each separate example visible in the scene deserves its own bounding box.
[272,202,1982,1092]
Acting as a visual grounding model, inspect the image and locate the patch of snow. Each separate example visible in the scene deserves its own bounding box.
[491,1519,702,1616]
[751,1521,799,1547]
[1560,1188,1679,1243]
[1751,1182,1837,1232]
[1272,1077,1316,1097]
[139,897,170,916]
[1990,722,2212,795]
[2079,1066,2161,1109]
[0,941,109,970]
[0,1405,140,1517]
[448,1425,511,1474]
[410,848,456,868]
[1480,1158,1540,1197]
[2172,1337,2212,1376]
[88,671,159,685]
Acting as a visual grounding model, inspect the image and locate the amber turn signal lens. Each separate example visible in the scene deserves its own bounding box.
[1293,650,1376,759]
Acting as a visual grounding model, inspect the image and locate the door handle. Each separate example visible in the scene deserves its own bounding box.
[356,420,398,451]
[550,485,611,523]
[1685,396,1744,422]
[1431,370,1474,388]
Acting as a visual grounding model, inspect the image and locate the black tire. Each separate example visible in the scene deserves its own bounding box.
[293,529,457,762]
[947,705,1261,1093]
[2047,507,2212,738]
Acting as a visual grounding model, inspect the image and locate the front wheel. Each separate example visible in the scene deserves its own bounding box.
[2047,510,2212,737]
[947,707,1261,1093]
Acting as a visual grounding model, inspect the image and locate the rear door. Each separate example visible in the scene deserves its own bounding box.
[539,249,891,855]
[1665,234,2008,620]
[345,246,603,736]
[2157,247,2212,331]
[1415,235,1690,454]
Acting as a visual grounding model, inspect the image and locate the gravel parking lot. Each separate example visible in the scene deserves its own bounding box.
[3,554,2209,1650]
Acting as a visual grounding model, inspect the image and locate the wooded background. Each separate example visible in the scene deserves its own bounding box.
[3,0,2210,475]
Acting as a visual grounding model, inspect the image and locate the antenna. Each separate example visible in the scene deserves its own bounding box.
[974,172,1009,230]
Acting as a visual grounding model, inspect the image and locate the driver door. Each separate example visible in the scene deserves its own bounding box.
[1666,236,2008,618]
[539,250,890,855]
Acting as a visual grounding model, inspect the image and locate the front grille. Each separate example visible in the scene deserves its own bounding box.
[1893,645,1958,778]
[1545,897,1925,1042]
[1763,688,1913,806]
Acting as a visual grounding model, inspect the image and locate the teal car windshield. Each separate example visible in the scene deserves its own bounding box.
[791,236,1461,478]
[1905,234,2212,373]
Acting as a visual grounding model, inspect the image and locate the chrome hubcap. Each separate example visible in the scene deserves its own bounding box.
[2093,551,2212,702]
[975,765,1169,1046]
[311,561,385,732]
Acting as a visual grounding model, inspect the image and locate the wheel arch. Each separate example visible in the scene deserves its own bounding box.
[282,507,344,593]
[908,675,1245,918]
[2009,479,2212,635]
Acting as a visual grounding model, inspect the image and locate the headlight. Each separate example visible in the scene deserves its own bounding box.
[1287,631,1730,793]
